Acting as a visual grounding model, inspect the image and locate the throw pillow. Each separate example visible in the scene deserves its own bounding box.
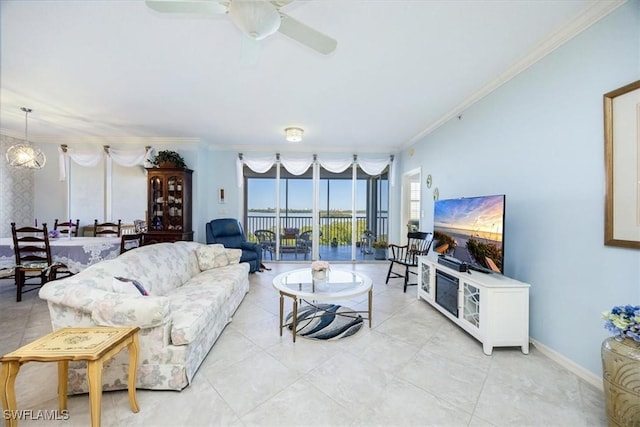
[113,276,150,296]
[226,248,242,264]
[196,244,230,270]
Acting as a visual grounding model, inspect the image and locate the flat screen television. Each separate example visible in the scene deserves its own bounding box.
[432,194,506,274]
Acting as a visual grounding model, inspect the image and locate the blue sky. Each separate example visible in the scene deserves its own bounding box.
[248,179,379,210]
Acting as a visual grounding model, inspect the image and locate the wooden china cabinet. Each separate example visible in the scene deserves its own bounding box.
[145,167,193,242]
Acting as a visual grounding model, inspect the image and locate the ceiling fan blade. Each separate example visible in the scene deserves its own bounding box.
[239,33,261,66]
[278,13,337,55]
[145,0,228,15]
[270,0,295,8]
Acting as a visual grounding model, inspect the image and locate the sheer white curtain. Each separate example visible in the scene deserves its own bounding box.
[57,145,152,226]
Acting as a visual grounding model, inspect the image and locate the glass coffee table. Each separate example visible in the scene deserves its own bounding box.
[272,268,373,342]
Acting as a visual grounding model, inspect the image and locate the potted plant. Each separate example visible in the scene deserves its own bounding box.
[152,150,187,168]
[372,240,388,260]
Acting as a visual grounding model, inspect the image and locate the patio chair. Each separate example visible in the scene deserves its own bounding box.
[254,229,276,260]
[205,218,261,273]
[297,230,322,260]
[385,231,433,293]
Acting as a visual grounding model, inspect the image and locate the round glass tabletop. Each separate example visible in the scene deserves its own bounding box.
[272,268,372,300]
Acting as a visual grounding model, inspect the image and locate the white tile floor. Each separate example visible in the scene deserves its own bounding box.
[0,262,606,427]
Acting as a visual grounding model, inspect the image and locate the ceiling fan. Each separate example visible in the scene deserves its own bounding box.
[145,0,337,55]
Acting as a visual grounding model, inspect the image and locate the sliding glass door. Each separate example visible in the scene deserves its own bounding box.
[244,161,389,262]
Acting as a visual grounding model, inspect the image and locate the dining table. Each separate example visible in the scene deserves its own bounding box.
[0,236,121,274]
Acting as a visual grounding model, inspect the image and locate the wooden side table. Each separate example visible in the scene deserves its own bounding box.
[0,327,140,427]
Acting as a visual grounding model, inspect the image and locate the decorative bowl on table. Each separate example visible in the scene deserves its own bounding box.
[48,230,61,239]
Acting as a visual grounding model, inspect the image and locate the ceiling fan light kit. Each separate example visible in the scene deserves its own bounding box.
[285,127,303,142]
[229,1,281,40]
[6,107,47,169]
[145,0,337,55]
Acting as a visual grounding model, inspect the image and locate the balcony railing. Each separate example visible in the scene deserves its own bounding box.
[247,215,388,246]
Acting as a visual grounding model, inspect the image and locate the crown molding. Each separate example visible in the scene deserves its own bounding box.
[0,128,200,145]
[403,0,628,148]
[205,142,399,155]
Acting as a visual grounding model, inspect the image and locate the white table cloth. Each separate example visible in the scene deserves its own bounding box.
[0,237,121,274]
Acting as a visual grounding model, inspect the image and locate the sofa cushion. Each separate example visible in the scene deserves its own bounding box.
[116,243,194,295]
[172,241,202,282]
[91,293,171,329]
[226,248,242,264]
[196,244,230,270]
[169,264,247,345]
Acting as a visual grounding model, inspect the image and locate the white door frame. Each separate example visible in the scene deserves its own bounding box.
[400,167,421,245]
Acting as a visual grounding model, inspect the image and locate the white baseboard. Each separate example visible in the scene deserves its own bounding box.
[530,338,603,391]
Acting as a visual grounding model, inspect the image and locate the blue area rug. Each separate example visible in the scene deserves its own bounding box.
[286,303,363,340]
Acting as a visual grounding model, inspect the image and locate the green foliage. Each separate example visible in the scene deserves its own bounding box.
[465,238,503,271]
[371,240,388,249]
[433,231,456,252]
[152,150,187,168]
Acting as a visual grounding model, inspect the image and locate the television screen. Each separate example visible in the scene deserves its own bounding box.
[432,194,505,274]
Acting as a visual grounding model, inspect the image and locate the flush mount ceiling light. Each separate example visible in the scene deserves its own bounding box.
[285,127,304,142]
[6,107,46,169]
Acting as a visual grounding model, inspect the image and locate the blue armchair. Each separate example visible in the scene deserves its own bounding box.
[205,218,261,273]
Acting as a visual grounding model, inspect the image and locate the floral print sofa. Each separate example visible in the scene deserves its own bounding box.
[38,241,250,393]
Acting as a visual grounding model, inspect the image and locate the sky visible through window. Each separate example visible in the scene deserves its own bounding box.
[248,179,376,211]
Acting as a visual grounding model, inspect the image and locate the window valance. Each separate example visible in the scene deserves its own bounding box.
[237,153,395,187]
[58,145,151,181]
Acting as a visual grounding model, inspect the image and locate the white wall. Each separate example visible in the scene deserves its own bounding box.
[198,148,244,240]
[398,0,640,377]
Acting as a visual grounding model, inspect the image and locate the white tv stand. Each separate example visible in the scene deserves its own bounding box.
[417,254,530,355]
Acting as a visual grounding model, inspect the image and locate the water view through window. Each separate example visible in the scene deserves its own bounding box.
[245,166,388,261]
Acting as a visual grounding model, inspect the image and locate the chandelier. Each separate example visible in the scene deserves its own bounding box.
[6,107,46,169]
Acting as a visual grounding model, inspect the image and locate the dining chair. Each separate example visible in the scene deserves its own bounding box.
[11,222,61,302]
[385,231,433,293]
[141,234,159,246]
[120,233,143,254]
[94,219,122,237]
[54,218,80,237]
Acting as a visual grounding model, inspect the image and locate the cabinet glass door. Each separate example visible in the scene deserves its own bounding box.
[150,176,164,230]
[167,175,184,231]
[421,261,431,296]
[463,282,480,327]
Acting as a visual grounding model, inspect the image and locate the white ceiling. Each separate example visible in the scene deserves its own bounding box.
[0,0,624,153]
